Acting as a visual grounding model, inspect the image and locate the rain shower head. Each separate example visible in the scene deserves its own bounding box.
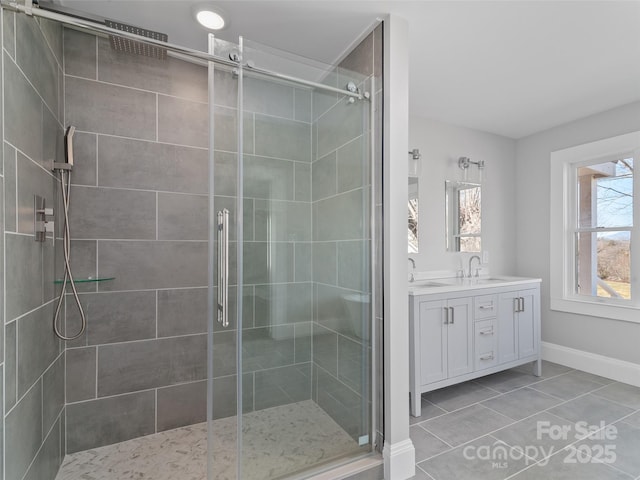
[35,1,168,59]
[105,20,168,60]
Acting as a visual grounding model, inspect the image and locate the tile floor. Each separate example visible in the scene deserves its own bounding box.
[56,400,360,480]
[410,361,640,480]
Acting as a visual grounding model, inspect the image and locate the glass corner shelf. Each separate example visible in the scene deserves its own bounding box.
[53,277,115,284]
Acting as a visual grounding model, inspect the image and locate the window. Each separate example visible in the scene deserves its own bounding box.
[550,131,640,322]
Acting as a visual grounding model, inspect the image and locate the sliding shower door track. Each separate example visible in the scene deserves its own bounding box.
[1,0,365,100]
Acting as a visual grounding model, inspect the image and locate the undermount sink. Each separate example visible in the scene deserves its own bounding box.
[471,276,518,284]
[410,280,448,287]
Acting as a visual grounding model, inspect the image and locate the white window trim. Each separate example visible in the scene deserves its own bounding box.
[550,130,640,323]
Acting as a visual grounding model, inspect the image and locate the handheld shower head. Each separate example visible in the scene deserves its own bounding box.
[52,126,75,172]
[64,126,76,167]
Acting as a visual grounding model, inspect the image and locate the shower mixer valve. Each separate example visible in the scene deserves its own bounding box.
[34,195,55,242]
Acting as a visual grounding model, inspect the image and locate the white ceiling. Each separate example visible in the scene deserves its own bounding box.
[60,1,640,139]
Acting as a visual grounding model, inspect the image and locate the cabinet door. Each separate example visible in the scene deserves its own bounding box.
[419,300,448,385]
[447,297,473,378]
[518,289,539,358]
[497,292,518,363]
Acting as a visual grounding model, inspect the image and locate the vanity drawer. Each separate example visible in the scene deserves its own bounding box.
[474,318,498,370]
[474,294,497,319]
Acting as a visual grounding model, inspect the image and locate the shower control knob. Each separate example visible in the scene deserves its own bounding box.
[37,207,54,217]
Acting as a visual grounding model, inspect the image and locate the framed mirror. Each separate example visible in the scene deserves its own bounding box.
[409,177,419,253]
[446,181,481,252]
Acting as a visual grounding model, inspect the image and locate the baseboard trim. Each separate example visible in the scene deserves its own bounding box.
[382,439,415,480]
[542,341,640,387]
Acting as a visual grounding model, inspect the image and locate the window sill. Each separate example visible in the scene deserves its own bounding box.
[550,297,640,324]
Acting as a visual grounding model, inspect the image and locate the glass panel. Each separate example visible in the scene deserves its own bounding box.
[576,231,631,300]
[238,38,373,479]
[209,37,241,480]
[578,158,634,229]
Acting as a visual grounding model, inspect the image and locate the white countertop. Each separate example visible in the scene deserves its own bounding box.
[408,275,541,296]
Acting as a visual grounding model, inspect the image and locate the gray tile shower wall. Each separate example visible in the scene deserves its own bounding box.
[62,27,314,454]
[3,11,65,480]
[311,25,383,446]
[62,27,212,454]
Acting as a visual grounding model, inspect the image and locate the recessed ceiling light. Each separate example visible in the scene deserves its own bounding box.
[195,9,225,30]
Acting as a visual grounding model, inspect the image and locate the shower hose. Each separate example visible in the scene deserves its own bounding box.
[53,168,87,340]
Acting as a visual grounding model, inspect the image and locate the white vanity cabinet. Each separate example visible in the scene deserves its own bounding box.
[418,298,473,385]
[409,279,541,417]
[498,289,540,361]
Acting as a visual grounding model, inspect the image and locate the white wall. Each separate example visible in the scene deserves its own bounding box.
[408,117,517,276]
[516,100,640,365]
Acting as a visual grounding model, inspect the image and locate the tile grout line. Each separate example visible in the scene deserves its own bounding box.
[155,93,159,142]
[155,290,158,339]
[415,423,454,450]
[95,345,99,399]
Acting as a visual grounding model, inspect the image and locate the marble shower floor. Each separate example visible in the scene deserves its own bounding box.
[56,400,360,480]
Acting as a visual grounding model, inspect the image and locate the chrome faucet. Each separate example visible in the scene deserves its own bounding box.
[468,255,481,278]
[408,257,416,282]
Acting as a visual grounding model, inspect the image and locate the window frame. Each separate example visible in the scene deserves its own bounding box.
[550,131,640,323]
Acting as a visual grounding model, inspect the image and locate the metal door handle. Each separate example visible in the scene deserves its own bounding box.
[514,297,520,313]
[479,329,493,335]
[519,297,525,312]
[479,304,494,310]
[449,307,454,324]
[480,352,495,361]
[217,209,229,327]
[443,307,449,324]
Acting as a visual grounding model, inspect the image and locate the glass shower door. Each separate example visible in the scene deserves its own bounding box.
[209,35,374,480]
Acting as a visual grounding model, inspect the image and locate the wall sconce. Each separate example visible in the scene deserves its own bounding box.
[458,156,485,170]
[458,156,485,182]
[408,148,421,177]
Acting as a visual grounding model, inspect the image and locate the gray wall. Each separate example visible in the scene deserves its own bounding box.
[311,25,383,443]
[516,100,640,365]
[2,11,66,480]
